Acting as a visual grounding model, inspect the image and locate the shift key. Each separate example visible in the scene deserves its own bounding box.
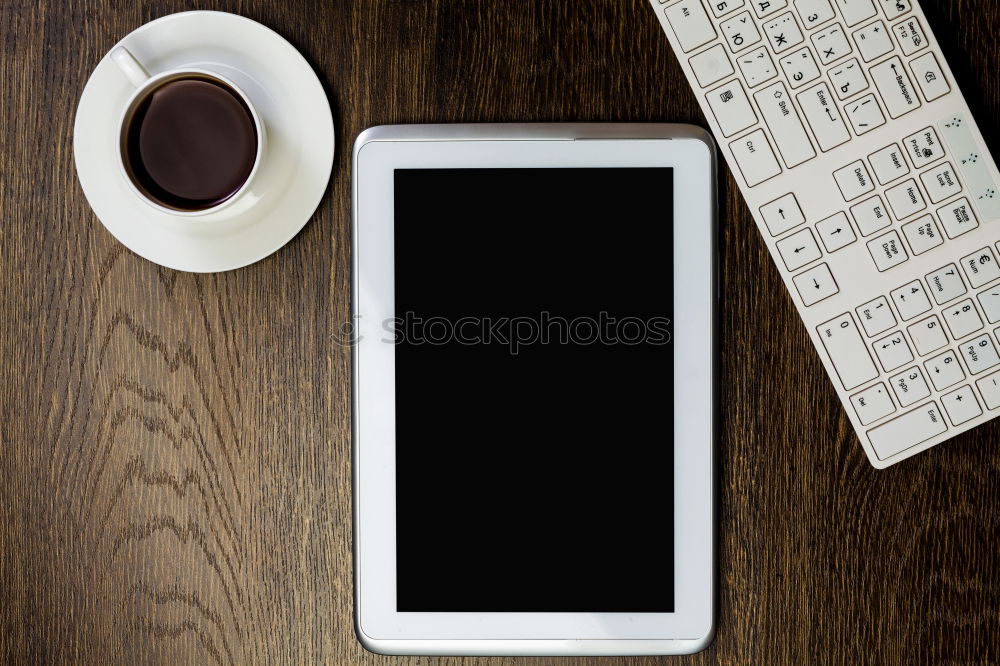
[867,402,948,459]
[754,81,817,168]
[817,313,879,390]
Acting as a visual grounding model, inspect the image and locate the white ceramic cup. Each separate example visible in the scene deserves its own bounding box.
[111,46,266,217]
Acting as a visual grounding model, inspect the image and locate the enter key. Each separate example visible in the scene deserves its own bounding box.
[797,82,850,151]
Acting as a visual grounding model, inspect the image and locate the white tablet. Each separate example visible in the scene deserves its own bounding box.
[352,124,716,656]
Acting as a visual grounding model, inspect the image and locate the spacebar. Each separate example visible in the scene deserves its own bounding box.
[754,81,816,168]
[867,402,947,460]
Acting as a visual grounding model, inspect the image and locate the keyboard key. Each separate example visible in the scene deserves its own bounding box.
[975,369,1000,410]
[884,179,926,220]
[873,330,914,371]
[937,197,979,239]
[906,315,948,356]
[941,385,982,426]
[958,334,1000,375]
[793,0,835,29]
[829,58,869,100]
[689,44,736,88]
[844,93,886,135]
[817,313,880,390]
[793,263,839,305]
[960,247,1000,289]
[925,264,967,305]
[751,0,789,18]
[868,143,910,186]
[754,81,817,168]
[889,366,931,407]
[777,227,822,270]
[891,280,932,321]
[850,195,891,235]
[856,295,896,337]
[665,0,718,53]
[867,402,946,460]
[762,12,805,53]
[708,0,746,17]
[729,129,783,186]
[892,15,927,55]
[707,80,759,137]
[835,0,877,27]
[812,23,852,64]
[924,350,966,391]
[817,211,857,252]
[920,162,961,204]
[978,288,1000,324]
[903,126,944,169]
[870,56,921,118]
[780,47,821,89]
[867,230,908,271]
[760,193,806,236]
[943,299,984,339]
[901,215,943,256]
[877,0,910,20]
[737,46,779,86]
[852,20,893,62]
[721,11,763,52]
[797,83,850,151]
[910,52,950,102]
[851,382,896,425]
[834,160,875,201]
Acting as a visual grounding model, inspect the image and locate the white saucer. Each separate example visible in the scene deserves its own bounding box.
[74,11,334,272]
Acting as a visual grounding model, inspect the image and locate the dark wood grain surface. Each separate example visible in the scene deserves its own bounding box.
[2,1,998,663]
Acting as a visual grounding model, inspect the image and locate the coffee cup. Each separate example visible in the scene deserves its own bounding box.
[111,46,265,216]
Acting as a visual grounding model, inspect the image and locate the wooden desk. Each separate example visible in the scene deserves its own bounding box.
[2,1,998,663]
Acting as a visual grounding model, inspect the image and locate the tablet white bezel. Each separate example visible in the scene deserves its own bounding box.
[352,125,715,656]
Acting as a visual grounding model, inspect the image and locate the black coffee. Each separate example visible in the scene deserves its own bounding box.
[124,76,257,211]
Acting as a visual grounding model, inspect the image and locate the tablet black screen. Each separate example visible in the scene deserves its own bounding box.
[393,167,674,612]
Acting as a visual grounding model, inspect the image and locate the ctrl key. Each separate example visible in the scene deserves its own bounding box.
[867,402,947,460]
[730,129,781,187]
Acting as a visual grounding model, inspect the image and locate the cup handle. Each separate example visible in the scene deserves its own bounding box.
[110,46,151,87]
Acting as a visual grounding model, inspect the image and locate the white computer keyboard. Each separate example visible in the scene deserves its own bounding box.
[651,0,1000,467]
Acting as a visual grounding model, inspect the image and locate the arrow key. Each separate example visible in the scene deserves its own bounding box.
[793,263,839,306]
[923,349,966,392]
[816,211,857,252]
[777,227,823,271]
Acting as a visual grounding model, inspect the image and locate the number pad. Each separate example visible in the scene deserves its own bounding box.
[958,334,1000,375]
[889,366,931,407]
[906,315,948,356]
[762,12,805,53]
[721,11,763,52]
[976,370,1000,410]
[850,382,896,425]
[779,47,821,88]
[941,385,982,426]
[793,0,835,30]
[873,330,914,372]
[856,295,897,337]
[924,350,966,391]
[827,58,869,101]
[891,280,932,321]
[977,288,1000,324]
[925,264,967,305]
[943,299,984,340]
[960,247,1000,289]
[811,23,851,65]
